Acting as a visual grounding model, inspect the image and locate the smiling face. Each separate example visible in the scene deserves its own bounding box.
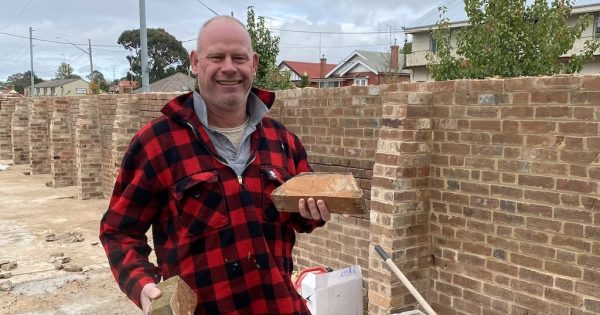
[190,17,258,120]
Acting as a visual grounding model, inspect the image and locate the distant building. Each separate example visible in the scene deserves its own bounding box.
[278,58,337,87]
[109,80,139,94]
[404,0,600,82]
[133,73,196,93]
[25,78,89,97]
[315,45,410,88]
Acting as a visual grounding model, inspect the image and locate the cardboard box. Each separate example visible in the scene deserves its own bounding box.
[300,265,363,315]
[271,172,366,214]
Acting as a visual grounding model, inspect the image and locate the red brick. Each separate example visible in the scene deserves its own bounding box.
[519,243,556,260]
[514,228,548,243]
[556,179,597,194]
[491,185,523,198]
[501,106,534,118]
[471,120,501,132]
[560,151,599,164]
[510,253,543,269]
[530,91,569,104]
[551,235,591,252]
[518,175,554,189]
[544,287,583,307]
[523,190,560,204]
[458,253,486,267]
[554,208,593,223]
[585,299,600,313]
[483,283,514,301]
[511,279,543,296]
[545,261,583,278]
[517,202,552,217]
[520,121,556,134]
[491,134,524,145]
[519,268,554,286]
[487,260,519,276]
[535,106,571,118]
[559,122,599,136]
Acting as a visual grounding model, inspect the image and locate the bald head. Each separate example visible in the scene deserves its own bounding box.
[196,16,253,53]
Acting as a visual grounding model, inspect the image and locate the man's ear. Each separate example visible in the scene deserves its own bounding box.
[189,50,198,75]
[252,52,259,76]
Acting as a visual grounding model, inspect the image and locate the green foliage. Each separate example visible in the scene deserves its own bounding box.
[118,28,190,83]
[299,73,310,88]
[6,71,43,94]
[402,42,412,54]
[56,63,81,80]
[427,0,600,80]
[246,6,294,90]
[87,70,109,93]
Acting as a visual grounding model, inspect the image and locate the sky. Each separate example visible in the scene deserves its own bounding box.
[0,0,441,82]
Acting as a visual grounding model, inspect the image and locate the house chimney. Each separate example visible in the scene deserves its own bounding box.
[390,44,400,72]
[320,55,327,78]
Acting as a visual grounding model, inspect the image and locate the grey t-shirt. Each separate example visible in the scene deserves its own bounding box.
[192,90,268,176]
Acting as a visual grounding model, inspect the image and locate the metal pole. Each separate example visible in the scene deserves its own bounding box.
[139,0,150,92]
[88,38,94,85]
[29,27,34,97]
[374,245,437,315]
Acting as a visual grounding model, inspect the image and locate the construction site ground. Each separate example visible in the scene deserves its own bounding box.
[0,162,141,315]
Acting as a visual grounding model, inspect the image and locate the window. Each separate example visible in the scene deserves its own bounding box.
[76,88,87,94]
[354,78,367,86]
[430,36,437,52]
[318,81,341,88]
[596,14,600,38]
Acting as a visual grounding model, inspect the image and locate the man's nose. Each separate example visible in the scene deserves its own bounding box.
[221,57,237,74]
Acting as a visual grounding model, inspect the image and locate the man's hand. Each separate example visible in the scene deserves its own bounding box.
[299,198,331,222]
[141,283,162,315]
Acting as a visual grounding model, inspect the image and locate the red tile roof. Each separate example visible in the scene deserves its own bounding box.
[281,61,337,79]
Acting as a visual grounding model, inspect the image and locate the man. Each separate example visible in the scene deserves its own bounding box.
[99,15,330,315]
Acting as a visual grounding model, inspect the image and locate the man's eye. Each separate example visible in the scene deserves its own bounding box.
[233,57,248,63]
[207,56,223,62]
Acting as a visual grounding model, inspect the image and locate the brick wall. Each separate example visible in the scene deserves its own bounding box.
[0,98,17,160]
[0,76,599,314]
[425,76,600,315]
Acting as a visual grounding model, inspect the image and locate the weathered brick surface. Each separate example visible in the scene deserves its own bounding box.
[75,98,103,200]
[11,99,31,165]
[50,99,75,187]
[3,76,600,314]
[0,98,17,160]
[28,99,51,174]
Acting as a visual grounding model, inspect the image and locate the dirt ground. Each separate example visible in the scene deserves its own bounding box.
[0,162,141,315]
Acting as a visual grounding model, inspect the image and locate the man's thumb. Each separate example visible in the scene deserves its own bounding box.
[146,285,162,299]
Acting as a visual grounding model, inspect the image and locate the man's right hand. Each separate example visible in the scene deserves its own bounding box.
[141,283,162,315]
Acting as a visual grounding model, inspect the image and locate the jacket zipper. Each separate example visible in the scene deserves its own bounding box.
[182,120,256,186]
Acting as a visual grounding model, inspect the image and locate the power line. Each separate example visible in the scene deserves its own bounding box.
[0,31,121,48]
[1,0,33,31]
[280,42,389,49]
[272,28,404,35]
[193,0,219,15]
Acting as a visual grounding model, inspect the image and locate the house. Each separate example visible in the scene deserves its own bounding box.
[315,45,410,88]
[133,72,196,93]
[109,79,139,94]
[404,0,600,82]
[277,58,337,87]
[0,84,22,97]
[25,78,89,97]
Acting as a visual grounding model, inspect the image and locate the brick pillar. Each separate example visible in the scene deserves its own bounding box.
[11,99,31,165]
[28,98,51,174]
[50,99,75,187]
[75,97,103,199]
[100,95,118,197]
[368,90,434,314]
[0,98,17,160]
[109,96,141,195]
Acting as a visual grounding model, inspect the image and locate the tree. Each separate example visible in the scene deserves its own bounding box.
[6,71,43,94]
[246,6,294,90]
[299,73,310,88]
[56,63,81,80]
[87,70,109,93]
[118,28,190,83]
[427,0,600,80]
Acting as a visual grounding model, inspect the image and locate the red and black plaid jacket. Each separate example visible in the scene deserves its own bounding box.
[99,88,324,314]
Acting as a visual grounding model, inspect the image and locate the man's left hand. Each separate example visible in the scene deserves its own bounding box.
[298,198,331,221]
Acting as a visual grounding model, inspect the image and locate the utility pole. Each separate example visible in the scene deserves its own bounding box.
[88,39,94,84]
[29,27,34,97]
[56,37,94,86]
[139,0,150,92]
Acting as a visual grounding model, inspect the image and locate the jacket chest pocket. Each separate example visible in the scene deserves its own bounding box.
[261,165,292,222]
[170,171,228,236]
